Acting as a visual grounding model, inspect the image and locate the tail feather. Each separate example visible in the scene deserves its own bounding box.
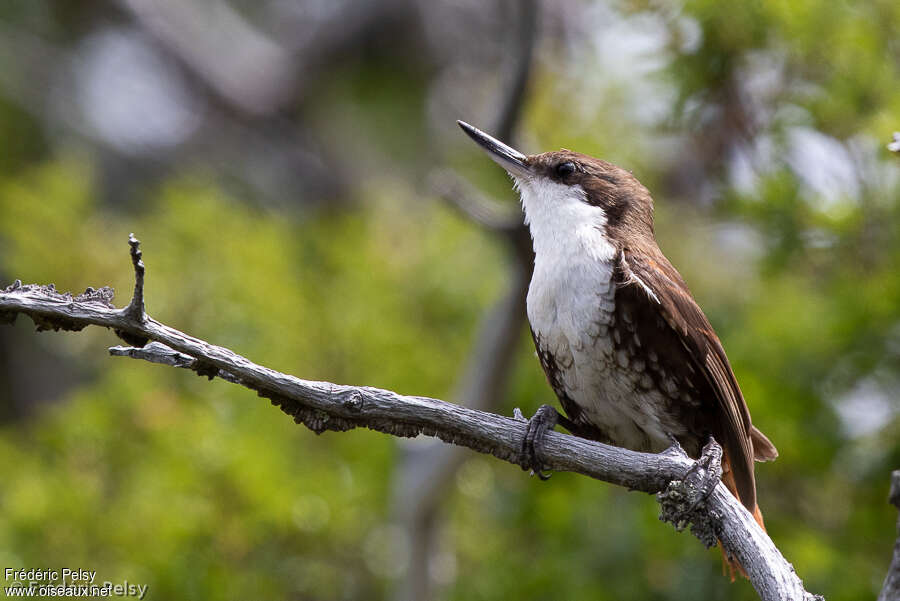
[751,425,778,462]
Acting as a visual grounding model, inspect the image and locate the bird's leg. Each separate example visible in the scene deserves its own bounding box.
[681,436,724,514]
[520,404,575,480]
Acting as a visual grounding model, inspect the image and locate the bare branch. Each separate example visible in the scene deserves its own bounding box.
[0,236,820,601]
[878,470,900,601]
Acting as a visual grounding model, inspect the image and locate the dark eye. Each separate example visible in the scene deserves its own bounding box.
[556,161,576,177]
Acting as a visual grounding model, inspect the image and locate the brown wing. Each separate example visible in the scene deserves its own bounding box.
[615,248,764,511]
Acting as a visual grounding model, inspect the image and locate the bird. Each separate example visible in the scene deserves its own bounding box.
[458,120,777,573]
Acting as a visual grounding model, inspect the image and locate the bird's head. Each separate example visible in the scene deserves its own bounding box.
[458,121,655,252]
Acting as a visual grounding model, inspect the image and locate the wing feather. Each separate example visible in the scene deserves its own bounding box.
[617,249,763,511]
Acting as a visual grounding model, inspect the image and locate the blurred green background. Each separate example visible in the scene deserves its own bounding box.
[0,1,898,599]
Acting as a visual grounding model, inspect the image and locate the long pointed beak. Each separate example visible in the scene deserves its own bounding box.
[457,120,530,179]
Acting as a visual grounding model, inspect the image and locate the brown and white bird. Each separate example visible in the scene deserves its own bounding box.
[458,121,777,546]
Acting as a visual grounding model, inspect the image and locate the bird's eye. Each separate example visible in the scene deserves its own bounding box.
[556,162,576,177]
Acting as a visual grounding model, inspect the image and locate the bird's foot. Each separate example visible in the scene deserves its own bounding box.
[520,404,560,480]
[681,437,724,515]
[657,437,722,548]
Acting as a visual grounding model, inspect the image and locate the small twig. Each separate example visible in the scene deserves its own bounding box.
[109,342,240,384]
[114,234,150,348]
[122,233,145,323]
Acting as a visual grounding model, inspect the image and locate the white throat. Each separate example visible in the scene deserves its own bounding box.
[516,174,618,368]
[515,176,617,265]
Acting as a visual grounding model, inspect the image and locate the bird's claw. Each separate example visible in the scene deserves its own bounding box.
[657,436,724,540]
[520,404,559,480]
[681,437,723,514]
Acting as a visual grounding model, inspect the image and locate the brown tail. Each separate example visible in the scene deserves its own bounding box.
[719,458,766,580]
